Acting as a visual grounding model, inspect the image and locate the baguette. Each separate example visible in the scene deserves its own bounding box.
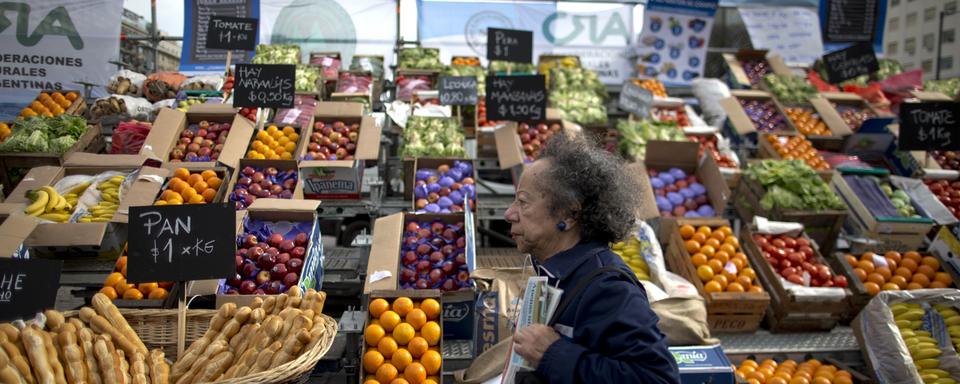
[167,336,209,382]
[0,332,33,384]
[315,291,327,313]
[248,342,281,374]
[191,350,232,383]
[0,351,27,384]
[270,328,311,367]
[116,350,129,384]
[0,325,20,346]
[92,337,119,384]
[65,320,84,333]
[272,295,287,315]
[300,290,317,312]
[21,327,56,384]
[43,311,64,333]
[286,285,302,298]
[77,308,138,359]
[230,316,281,368]
[56,324,87,384]
[91,294,146,354]
[173,340,226,384]
[129,352,147,384]
[247,297,263,310]
[75,329,100,384]
[39,330,66,384]
[247,308,265,325]
[260,297,276,314]
[227,324,256,352]
[278,315,311,344]
[216,307,251,341]
[147,350,167,384]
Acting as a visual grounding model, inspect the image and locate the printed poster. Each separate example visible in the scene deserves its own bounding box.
[738,7,824,67]
[635,0,718,86]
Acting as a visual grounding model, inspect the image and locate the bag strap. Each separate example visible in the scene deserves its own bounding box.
[547,264,641,326]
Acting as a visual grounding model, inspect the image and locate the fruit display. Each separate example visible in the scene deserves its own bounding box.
[650,168,715,218]
[739,58,772,87]
[832,103,876,131]
[221,74,234,93]
[251,44,301,65]
[230,166,298,210]
[517,122,562,162]
[924,179,960,219]
[784,106,831,136]
[612,235,651,281]
[763,74,817,104]
[678,224,763,293]
[743,160,845,211]
[168,120,232,162]
[843,175,921,218]
[738,98,790,133]
[689,134,738,168]
[0,122,10,142]
[399,219,470,291]
[303,120,360,161]
[413,161,476,213]
[226,219,314,295]
[401,116,465,158]
[550,67,608,126]
[310,54,342,79]
[934,304,960,353]
[101,245,172,301]
[173,95,207,113]
[238,107,257,122]
[18,91,79,118]
[363,296,442,384]
[246,125,301,160]
[396,74,434,100]
[488,60,535,74]
[890,303,954,383]
[632,78,667,98]
[766,135,830,170]
[398,47,442,70]
[154,168,223,205]
[23,185,81,222]
[651,106,690,127]
[452,56,480,66]
[931,151,960,171]
[617,119,685,161]
[733,358,855,384]
[296,64,320,92]
[337,71,374,94]
[751,232,846,288]
[844,251,953,295]
[0,115,89,154]
[77,175,126,223]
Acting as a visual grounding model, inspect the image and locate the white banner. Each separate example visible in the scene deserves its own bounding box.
[738,7,824,66]
[0,0,122,120]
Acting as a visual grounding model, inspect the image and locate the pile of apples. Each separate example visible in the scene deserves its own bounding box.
[399,220,469,291]
[230,165,298,210]
[519,122,562,162]
[169,121,231,162]
[751,233,847,288]
[226,229,310,295]
[304,120,360,161]
[924,179,960,219]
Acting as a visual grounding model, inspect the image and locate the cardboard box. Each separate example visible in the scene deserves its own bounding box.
[403,158,478,211]
[139,104,255,169]
[299,102,381,200]
[0,215,38,258]
[638,140,730,223]
[669,345,736,384]
[0,121,106,195]
[0,154,167,256]
[719,90,796,146]
[224,159,304,210]
[722,49,791,89]
[442,288,476,340]
[493,109,574,170]
[821,92,894,134]
[156,163,232,205]
[831,170,933,249]
[213,198,324,308]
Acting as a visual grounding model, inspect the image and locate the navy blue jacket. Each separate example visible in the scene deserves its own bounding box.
[532,241,680,384]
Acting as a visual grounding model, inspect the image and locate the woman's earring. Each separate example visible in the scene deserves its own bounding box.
[556,222,566,231]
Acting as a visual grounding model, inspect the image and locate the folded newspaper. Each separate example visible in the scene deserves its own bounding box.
[502,276,563,384]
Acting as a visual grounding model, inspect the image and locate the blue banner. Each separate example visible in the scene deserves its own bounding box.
[180,0,260,73]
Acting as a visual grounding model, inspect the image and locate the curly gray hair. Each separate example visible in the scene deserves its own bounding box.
[537,132,641,243]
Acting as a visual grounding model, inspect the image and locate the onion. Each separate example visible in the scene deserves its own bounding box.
[447,168,464,182]
[449,190,464,205]
[696,204,715,216]
[655,196,672,212]
[414,183,428,199]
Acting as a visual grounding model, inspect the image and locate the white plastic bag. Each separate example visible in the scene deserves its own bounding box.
[691,78,731,128]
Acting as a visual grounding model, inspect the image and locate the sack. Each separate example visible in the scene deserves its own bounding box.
[651,296,718,346]
[453,337,512,383]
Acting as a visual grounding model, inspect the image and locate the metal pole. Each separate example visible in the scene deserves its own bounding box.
[937,11,945,80]
[151,0,159,72]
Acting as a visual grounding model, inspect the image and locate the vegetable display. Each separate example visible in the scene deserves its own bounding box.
[752,232,846,288]
[689,134,737,168]
[924,78,960,98]
[401,117,465,158]
[295,64,320,92]
[843,251,953,295]
[739,58,772,87]
[844,175,920,218]
[398,220,469,291]
[111,120,152,155]
[617,119,685,161]
[19,91,79,118]
[0,115,88,154]
[488,60,535,74]
[763,74,817,104]
[231,166,298,210]
[229,220,313,295]
[739,98,790,132]
[767,134,830,170]
[398,48,442,70]
[518,122,561,162]
[304,120,360,161]
[652,106,690,126]
[649,167,714,218]
[350,55,385,78]
[168,120,232,162]
[309,55,342,79]
[413,161,476,213]
[679,224,763,293]
[142,72,186,102]
[784,106,831,136]
[538,56,578,85]
[931,151,960,171]
[548,67,608,125]
[252,44,301,65]
[744,160,845,211]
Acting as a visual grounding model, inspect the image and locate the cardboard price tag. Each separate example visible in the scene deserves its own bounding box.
[487,28,533,63]
[439,76,478,105]
[0,258,62,322]
[205,16,258,51]
[619,81,653,117]
[898,101,960,151]
[233,64,296,108]
[485,75,546,121]
[127,204,236,283]
[823,43,879,84]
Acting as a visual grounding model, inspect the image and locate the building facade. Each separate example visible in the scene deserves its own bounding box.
[121,8,182,73]
[884,0,960,79]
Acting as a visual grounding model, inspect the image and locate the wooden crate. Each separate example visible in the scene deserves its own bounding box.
[734,175,847,256]
[0,125,105,195]
[741,226,851,332]
[664,218,770,333]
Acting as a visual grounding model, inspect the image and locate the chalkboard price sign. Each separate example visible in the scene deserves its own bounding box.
[233,64,296,108]
[439,76,478,105]
[205,16,258,51]
[823,43,879,84]
[823,0,878,43]
[487,28,533,63]
[619,81,653,118]
[0,258,62,322]
[898,102,960,151]
[485,75,547,121]
[127,204,236,283]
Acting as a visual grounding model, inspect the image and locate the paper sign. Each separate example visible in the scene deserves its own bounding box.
[898,102,960,151]
[205,16,258,51]
[738,7,824,66]
[233,64,296,108]
[485,75,546,121]
[823,43,879,84]
[619,81,653,117]
[635,0,718,86]
[487,28,533,63]
[127,204,236,283]
[0,258,62,322]
[439,76,479,106]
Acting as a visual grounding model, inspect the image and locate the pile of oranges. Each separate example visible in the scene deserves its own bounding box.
[363,297,442,384]
[735,358,854,384]
[246,125,300,160]
[100,246,172,301]
[767,134,830,170]
[844,251,954,295]
[784,107,831,136]
[633,78,667,98]
[0,122,11,142]
[155,168,222,205]
[20,91,78,118]
[679,224,764,293]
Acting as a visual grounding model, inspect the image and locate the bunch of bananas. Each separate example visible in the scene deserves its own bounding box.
[936,304,960,355]
[79,175,125,223]
[23,183,88,222]
[612,235,650,281]
[891,303,954,384]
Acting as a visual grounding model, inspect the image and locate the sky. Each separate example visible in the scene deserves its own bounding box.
[124,0,186,40]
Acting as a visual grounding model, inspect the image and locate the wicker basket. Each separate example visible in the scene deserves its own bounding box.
[64,308,338,384]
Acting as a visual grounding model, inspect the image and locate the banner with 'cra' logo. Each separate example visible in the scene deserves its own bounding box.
[0,0,122,120]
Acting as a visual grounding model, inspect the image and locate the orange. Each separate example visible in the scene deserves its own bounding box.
[881,282,900,291]
[857,260,875,274]
[408,337,429,358]
[711,230,726,242]
[206,177,222,190]
[201,189,216,203]
[424,379,438,384]
[376,363,399,383]
[685,240,701,254]
[393,297,415,316]
[904,251,922,263]
[380,310,402,332]
[726,282,745,292]
[691,253,708,267]
[712,275,729,289]
[704,281,723,293]
[99,286,118,300]
[679,225,696,239]
[768,378,788,384]
[697,226,713,236]
[420,299,440,320]
[749,286,764,293]
[148,288,168,300]
[737,275,753,289]
[174,168,190,181]
[697,265,715,282]
[391,379,410,384]
[421,350,441,375]
[917,265,937,280]
[378,336,399,358]
[421,321,440,346]
[201,170,217,180]
[704,238,722,249]
[907,282,925,290]
[160,189,179,201]
[123,289,144,300]
[866,273,886,286]
[370,298,390,317]
[391,348,413,371]
[691,233,708,245]
[404,362,427,384]
[718,226,733,237]
[789,377,810,384]
[181,187,198,201]
[741,360,759,369]
[707,259,723,274]
[187,174,203,186]
[911,274,930,287]
[890,275,909,289]
[741,268,757,281]
[719,243,737,256]
[834,377,853,384]
[935,272,953,285]
[406,309,427,330]
[701,245,717,258]
[845,255,859,267]
[154,200,168,206]
[363,350,384,373]
[746,379,761,384]
[884,251,902,263]
[724,236,740,249]
[192,180,208,192]
[900,258,919,272]
[713,251,730,265]
[104,271,124,287]
[864,282,881,296]
[876,267,892,281]
[895,267,914,279]
[188,194,205,204]
[921,256,941,270]
[731,258,746,271]
[930,281,949,288]
[393,323,415,345]
[365,324,386,346]
[169,178,187,193]
[747,371,767,383]
[137,282,158,295]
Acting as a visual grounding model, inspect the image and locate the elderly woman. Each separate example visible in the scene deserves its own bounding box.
[506,133,679,383]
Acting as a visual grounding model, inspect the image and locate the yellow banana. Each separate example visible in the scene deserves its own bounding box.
[53,194,67,211]
[917,359,940,369]
[67,181,91,195]
[934,379,957,384]
[914,348,942,360]
[917,331,933,337]
[897,320,913,328]
[78,217,91,223]
[921,369,950,378]
[898,310,926,321]
[24,190,49,214]
[38,213,70,222]
[892,304,911,316]
[97,181,118,191]
[938,309,959,318]
[923,374,941,384]
[89,217,111,223]
[945,317,960,326]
